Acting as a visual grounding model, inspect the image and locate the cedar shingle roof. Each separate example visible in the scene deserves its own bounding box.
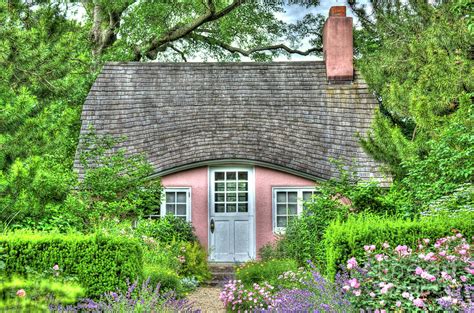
[75,61,386,182]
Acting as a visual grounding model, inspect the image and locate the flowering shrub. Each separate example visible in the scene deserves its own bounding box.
[221,262,353,312]
[276,262,353,312]
[220,280,279,311]
[341,233,473,311]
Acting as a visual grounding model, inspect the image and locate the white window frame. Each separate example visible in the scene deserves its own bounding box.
[272,187,316,233]
[157,187,192,222]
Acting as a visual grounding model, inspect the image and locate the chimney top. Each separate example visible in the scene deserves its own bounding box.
[323,6,354,82]
[329,6,346,17]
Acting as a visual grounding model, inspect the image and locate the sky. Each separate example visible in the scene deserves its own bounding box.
[272,0,371,61]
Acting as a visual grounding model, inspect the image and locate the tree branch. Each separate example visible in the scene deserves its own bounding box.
[190,33,322,57]
[137,0,246,60]
[168,45,188,62]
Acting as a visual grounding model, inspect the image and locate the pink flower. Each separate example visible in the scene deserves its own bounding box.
[465,267,474,275]
[342,285,350,291]
[53,264,59,271]
[439,250,447,257]
[347,257,358,270]
[353,289,361,296]
[396,301,402,307]
[402,292,411,299]
[460,275,467,282]
[458,249,467,255]
[424,252,436,261]
[382,242,390,249]
[364,245,376,252]
[446,255,457,261]
[375,254,385,262]
[423,238,430,244]
[16,289,26,297]
[349,278,360,289]
[369,292,376,298]
[395,245,411,257]
[415,267,424,275]
[456,233,463,238]
[413,298,424,308]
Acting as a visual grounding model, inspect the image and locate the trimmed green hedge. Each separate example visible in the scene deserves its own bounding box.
[0,232,143,297]
[323,212,474,278]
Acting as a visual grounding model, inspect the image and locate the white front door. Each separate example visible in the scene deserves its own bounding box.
[209,167,255,262]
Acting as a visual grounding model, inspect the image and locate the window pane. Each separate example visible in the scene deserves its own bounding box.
[226,193,236,202]
[238,193,248,202]
[215,182,225,192]
[227,203,236,213]
[215,203,225,213]
[238,182,248,191]
[166,204,175,215]
[176,204,187,216]
[303,191,313,201]
[276,192,286,203]
[277,216,287,227]
[227,182,236,191]
[176,192,187,203]
[238,172,248,180]
[215,172,225,181]
[215,193,225,202]
[288,192,298,203]
[238,203,248,212]
[288,203,298,215]
[277,204,286,215]
[166,192,175,203]
[226,172,236,180]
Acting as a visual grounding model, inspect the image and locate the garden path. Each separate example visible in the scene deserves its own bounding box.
[187,286,225,312]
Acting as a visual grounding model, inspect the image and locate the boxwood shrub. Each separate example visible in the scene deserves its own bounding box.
[323,212,474,278]
[0,232,143,297]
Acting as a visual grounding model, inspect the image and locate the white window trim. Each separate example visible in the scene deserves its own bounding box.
[157,187,192,222]
[272,187,316,234]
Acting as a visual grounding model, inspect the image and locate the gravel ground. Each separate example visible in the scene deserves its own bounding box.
[187,286,225,312]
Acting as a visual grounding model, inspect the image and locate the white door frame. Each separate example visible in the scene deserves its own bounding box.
[208,166,256,262]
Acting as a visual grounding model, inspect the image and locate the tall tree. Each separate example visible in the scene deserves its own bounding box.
[349,0,473,179]
[82,0,323,61]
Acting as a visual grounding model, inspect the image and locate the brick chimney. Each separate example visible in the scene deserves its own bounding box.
[323,6,353,82]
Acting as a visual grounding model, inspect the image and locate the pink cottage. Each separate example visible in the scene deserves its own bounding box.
[75,7,384,263]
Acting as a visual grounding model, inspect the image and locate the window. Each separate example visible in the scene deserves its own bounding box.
[159,188,191,221]
[273,188,316,232]
[213,170,249,213]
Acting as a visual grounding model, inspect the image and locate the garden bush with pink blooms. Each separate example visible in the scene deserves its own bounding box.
[340,233,473,311]
[323,212,474,278]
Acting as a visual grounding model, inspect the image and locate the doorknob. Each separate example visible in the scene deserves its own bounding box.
[210,219,215,234]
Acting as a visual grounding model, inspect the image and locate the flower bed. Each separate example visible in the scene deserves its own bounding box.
[340,233,473,311]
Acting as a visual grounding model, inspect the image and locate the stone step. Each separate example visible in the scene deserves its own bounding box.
[207,263,236,285]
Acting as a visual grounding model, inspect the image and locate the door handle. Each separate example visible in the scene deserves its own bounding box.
[210,219,215,234]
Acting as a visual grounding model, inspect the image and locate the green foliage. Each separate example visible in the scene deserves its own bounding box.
[135,216,197,244]
[0,276,84,312]
[236,259,299,288]
[143,266,182,294]
[0,2,94,230]
[323,211,474,278]
[75,129,162,227]
[355,1,473,179]
[0,232,143,297]
[396,104,474,216]
[177,241,211,283]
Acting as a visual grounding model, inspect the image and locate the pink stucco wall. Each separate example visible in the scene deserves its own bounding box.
[254,166,316,253]
[161,165,316,258]
[161,167,209,249]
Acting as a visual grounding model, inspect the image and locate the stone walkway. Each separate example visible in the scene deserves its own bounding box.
[187,286,225,312]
